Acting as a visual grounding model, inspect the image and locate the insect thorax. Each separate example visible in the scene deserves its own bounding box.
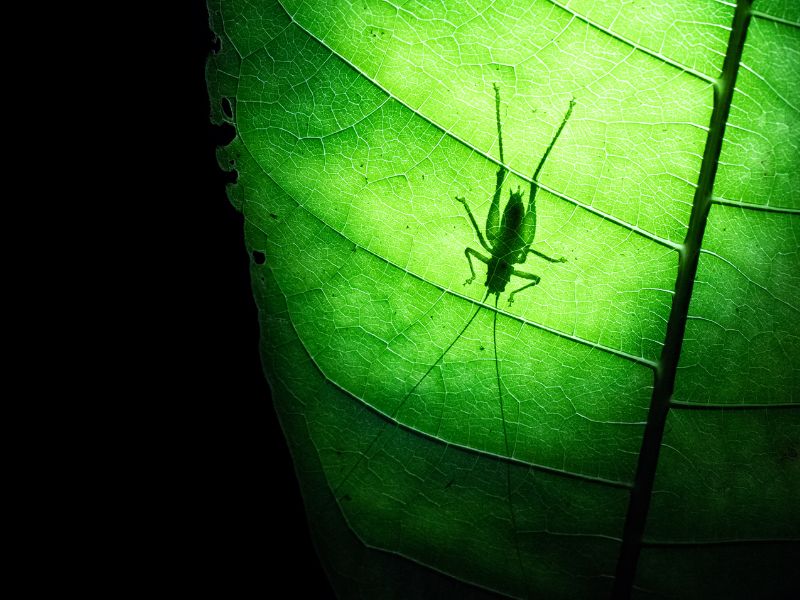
[485,256,513,294]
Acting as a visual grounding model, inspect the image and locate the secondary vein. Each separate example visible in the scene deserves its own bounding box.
[544,0,717,84]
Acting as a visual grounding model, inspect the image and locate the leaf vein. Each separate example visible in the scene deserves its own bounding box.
[544,0,717,83]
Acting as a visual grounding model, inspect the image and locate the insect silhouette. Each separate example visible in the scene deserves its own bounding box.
[331,87,577,535]
[456,83,574,305]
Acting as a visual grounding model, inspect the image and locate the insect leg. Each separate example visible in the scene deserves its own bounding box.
[455,196,492,252]
[520,97,577,250]
[531,97,576,185]
[507,268,541,305]
[526,248,567,263]
[464,246,490,286]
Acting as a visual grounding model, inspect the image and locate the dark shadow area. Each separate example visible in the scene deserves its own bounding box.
[177,2,336,596]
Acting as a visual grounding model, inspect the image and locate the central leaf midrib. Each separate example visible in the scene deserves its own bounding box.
[612,1,755,597]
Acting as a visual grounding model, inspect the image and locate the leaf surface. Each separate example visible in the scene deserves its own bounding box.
[207,1,800,597]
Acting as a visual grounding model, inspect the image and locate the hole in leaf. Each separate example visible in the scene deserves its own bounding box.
[222,167,238,185]
[221,97,233,119]
[215,122,235,146]
[252,250,266,265]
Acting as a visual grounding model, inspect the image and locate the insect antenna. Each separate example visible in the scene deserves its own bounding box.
[493,293,526,590]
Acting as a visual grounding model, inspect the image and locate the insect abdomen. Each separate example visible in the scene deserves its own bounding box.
[495,195,526,259]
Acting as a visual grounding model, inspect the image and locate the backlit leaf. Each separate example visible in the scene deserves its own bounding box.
[207,1,799,597]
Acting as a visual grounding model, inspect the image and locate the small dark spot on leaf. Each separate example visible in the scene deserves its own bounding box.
[270,213,279,220]
[252,251,266,265]
[210,36,221,54]
[352,245,357,252]
[480,345,485,351]
[444,479,454,489]
[406,225,410,229]
[342,494,352,502]
[221,97,233,119]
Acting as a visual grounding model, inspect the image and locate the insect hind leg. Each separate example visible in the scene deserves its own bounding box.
[487,83,508,245]
[507,268,541,305]
[464,247,489,286]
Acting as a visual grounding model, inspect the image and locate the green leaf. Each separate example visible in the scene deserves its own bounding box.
[206,0,800,597]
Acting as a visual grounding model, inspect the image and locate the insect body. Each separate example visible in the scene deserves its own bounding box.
[456,84,574,304]
[330,86,577,518]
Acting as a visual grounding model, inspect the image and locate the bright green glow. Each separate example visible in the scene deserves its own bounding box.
[207,0,800,597]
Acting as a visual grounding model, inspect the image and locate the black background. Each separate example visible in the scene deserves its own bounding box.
[178,3,336,596]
